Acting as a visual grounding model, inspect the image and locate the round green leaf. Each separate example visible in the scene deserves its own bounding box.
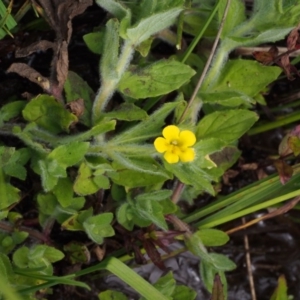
[83,213,115,244]
[22,94,77,134]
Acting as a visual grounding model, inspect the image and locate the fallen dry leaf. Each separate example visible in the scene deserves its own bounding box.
[39,0,93,93]
[21,92,35,100]
[66,98,85,118]
[93,245,106,261]
[7,63,50,91]
[7,0,92,102]
[253,45,278,65]
[253,24,300,80]
[211,274,225,300]
[222,169,239,186]
[15,40,54,58]
[273,159,293,185]
[278,124,300,157]
[257,168,268,180]
[276,24,300,80]
[239,162,258,171]
[276,54,300,80]
[287,23,300,50]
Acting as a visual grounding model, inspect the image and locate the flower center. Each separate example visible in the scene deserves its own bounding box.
[171,140,178,146]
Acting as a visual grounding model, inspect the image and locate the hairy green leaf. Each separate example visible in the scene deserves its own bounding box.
[116,203,135,231]
[151,272,175,297]
[83,31,104,55]
[207,59,281,97]
[218,0,246,38]
[270,275,289,300]
[134,198,168,230]
[101,19,120,81]
[0,253,13,282]
[83,213,115,244]
[200,260,217,293]
[0,101,26,125]
[64,71,95,127]
[111,156,171,187]
[0,170,20,210]
[111,101,180,144]
[126,7,183,45]
[165,162,215,195]
[96,0,131,22]
[104,103,148,121]
[118,60,195,99]
[196,110,258,143]
[53,178,74,207]
[22,95,77,134]
[48,142,89,167]
[209,253,236,271]
[195,229,229,247]
[173,285,197,300]
[98,290,127,300]
[74,162,110,196]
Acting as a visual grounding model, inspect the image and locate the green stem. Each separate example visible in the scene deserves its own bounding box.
[264,99,300,113]
[27,127,60,145]
[248,111,300,135]
[200,15,253,91]
[183,165,300,224]
[88,144,154,156]
[75,257,169,300]
[18,281,59,295]
[17,273,89,295]
[179,0,232,123]
[0,123,24,134]
[198,189,300,228]
[13,129,49,155]
[201,43,230,91]
[92,40,135,124]
[181,1,221,64]
[183,173,279,224]
[0,221,49,244]
[14,0,32,22]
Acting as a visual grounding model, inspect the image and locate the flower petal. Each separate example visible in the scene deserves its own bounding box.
[172,146,182,155]
[179,130,196,147]
[164,151,179,164]
[154,137,169,153]
[162,125,180,142]
[178,148,195,162]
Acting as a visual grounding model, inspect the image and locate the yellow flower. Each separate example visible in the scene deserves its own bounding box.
[154,125,196,164]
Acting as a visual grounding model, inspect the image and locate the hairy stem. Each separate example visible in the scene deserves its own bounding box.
[92,40,135,124]
[179,0,232,123]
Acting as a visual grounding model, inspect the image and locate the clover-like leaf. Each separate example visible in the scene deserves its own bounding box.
[0,170,20,210]
[74,162,110,196]
[83,213,115,244]
[22,94,77,134]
